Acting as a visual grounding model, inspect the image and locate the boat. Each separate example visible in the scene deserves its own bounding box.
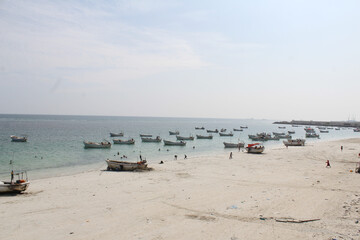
[163,140,186,146]
[327,127,333,129]
[207,129,219,133]
[283,139,305,146]
[176,135,194,140]
[139,134,152,137]
[83,141,111,148]
[169,131,179,135]
[276,134,292,139]
[10,135,27,142]
[335,128,340,130]
[223,142,245,148]
[196,134,213,139]
[110,132,124,137]
[273,132,286,136]
[305,133,320,138]
[288,130,295,134]
[240,126,248,129]
[354,128,360,132]
[113,139,135,144]
[233,128,243,131]
[220,128,226,132]
[106,160,148,171]
[292,125,299,127]
[141,136,161,142]
[219,132,233,137]
[195,127,205,130]
[278,126,286,129]
[245,143,265,153]
[0,171,30,193]
[304,127,315,133]
[320,130,329,133]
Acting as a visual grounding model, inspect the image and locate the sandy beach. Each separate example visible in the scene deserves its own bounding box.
[1,138,360,240]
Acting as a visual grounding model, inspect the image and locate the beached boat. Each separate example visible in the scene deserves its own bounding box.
[305,133,320,138]
[110,132,124,137]
[196,134,213,139]
[245,143,265,154]
[141,136,161,142]
[195,127,205,130]
[163,140,186,146]
[223,142,245,148]
[106,160,148,171]
[219,132,233,137]
[207,129,219,133]
[354,128,360,132]
[83,141,111,148]
[139,134,152,137]
[233,128,243,131]
[176,135,194,140]
[113,139,135,144]
[283,139,305,147]
[10,135,27,142]
[169,131,179,135]
[0,171,30,193]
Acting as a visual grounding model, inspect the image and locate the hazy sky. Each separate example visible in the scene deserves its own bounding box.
[1,0,360,121]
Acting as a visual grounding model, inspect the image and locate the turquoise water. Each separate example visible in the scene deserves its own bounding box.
[0,114,358,179]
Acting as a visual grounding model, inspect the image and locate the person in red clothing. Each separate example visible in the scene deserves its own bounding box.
[326,160,331,168]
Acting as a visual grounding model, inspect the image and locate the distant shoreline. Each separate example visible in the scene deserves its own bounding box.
[274,120,360,128]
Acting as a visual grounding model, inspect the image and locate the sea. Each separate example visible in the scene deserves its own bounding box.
[0,114,358,180]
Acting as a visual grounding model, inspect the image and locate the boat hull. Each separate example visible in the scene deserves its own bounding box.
[110,133,124,137]
[83,141,111,148]
[10,135,27,142]
[163,140,186,146]
[176,136,194,140]
[196,135,213,139]
[223,142,245,148]
[113,139,135,144]
[106,160,147,171]
[141,137,161,142]
[0,181,30,193]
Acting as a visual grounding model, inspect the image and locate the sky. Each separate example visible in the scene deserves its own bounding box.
[0,0,360,121]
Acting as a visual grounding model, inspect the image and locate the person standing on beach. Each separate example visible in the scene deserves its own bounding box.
[341,146,343,151]
[184,154,187,159]
[174,155,177,160]
[326,160,331,168]
[229,152,233,159]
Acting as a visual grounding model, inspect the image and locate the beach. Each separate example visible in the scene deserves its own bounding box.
[1,138,360,240]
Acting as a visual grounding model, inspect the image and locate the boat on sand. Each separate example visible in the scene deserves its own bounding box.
[245,143,265,153]
[0,171,30,193]
[106,160,148,171]
[283,139,305,146]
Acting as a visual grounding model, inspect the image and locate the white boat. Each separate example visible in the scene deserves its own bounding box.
[106,160,148,171]
[0,171,30,193]
[196,134,213,139]
[219,132,233,137]
[163,140,186,146]
[83,141,111,148]
[10,135,27,142]
[220,128,226,132]
[223,142,245,148]
[110,132,124,137]
[113,139,135,144]
[305,133,320,138]
[354,128,360,132]
[141,136,161,142]
[283,139,305,146]
[304,127,315,133]
[169,131,179,135]
[195,127,205,130]
[176,135,194,140]
[233,128,243,131]
[140,134,152,137]
[245,143,265,154]
[207,129,219,133]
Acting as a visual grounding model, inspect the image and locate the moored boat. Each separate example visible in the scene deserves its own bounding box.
[110,132,124,137]
[141,136,161,142]
[223,142,245,148]
[10,135,27,142]
[220,128,226,132]
[276,134,292,139]
[0,171,30,193]
[106,160,148,171]
[176,135,194,140]
[240,126,248,129]
[140,134,152,137]
[196,134,213,139]
[113,139,135,144]
[207,129,219,133]
[245,143,265,153]
[163,140,186,146]
[84,141,111,148]
[283,139,305,146]
[278,126,286,129]
[233,128,243,131]
[169,131,179,135]
[320,130,329,133]
[195,127,205,130]
[354,128,360,132]
[305,133,320,138]
[288,130,295,134]
[219,132,233,137]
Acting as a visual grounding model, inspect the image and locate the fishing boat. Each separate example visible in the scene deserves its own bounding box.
[276,134,292,139]
[223,142,245,148]
[207,129,219,133]
[320,130,329,133]
[278,126,286,129]
[219,132,233,137]
[288,130,295,134]
[106,160,148,171]
[10,135,27,142]
[283,139,305,146]
[233,128,243,131]
[245,143,265,154]
[220,128,226,132]
[110,132,124,137]
[163,140,186,146]
[304,127,315,133]
[176,135,194,140]
[240,126,248,129]
[354,128,360,132]
[169,131,179,135]
[141,136,161,142]
[196,134,213,139]
[273,132,285,136]
[113,139,135,144]
[335,127,340,130]
[0,171,30,193]
[139,134,152,137]
[83,141,111,148]
[305,133,320,138]
[195,127,205,130]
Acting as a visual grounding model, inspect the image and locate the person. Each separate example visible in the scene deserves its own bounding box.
[174,155,177,160]
[238,145,241,152]
[326,160,331,168]
[341,146,343,151]
[11,170,14,183]
[140,155,142,161]
[229,152,233,159]
[184,154,187,159]
[193,146,195,149]
[159,160,164,164]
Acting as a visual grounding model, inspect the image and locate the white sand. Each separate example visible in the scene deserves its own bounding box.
[1,138,360,240]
